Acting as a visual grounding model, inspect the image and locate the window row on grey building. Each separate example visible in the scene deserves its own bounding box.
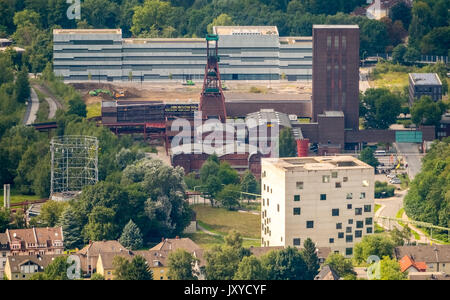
[53,28,312,82]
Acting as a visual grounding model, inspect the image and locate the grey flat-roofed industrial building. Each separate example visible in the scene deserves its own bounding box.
[409,73,443,103]
[53,26,312,82]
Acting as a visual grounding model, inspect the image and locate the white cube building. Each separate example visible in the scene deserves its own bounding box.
[261,156,374,257]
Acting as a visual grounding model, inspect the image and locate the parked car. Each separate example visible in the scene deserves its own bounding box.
[389,179,401,184]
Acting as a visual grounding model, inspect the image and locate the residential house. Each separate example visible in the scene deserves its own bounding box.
[76,240,128,275]
[4,254,63,280]
[150,237,204,280]
[408,272,450,280]
[394,245,450,274]
[0,233,10,275]
[96,252,133,280]
[95,237,205,280]
[5,227,64,256]
[399,255,427,273]
[314,265,341,280]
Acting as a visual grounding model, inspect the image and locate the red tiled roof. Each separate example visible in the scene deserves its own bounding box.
[399,255,427,273]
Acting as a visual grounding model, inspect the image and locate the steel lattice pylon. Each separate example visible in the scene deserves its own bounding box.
[199,34,227,121]
[50,135,98,196]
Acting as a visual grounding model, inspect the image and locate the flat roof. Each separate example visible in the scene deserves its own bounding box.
[53,29,122,34]
[263,156,372,172]
[313,25,359,29]
[214,26,279,36]
[409,73,442,86]
[123,38,204,44]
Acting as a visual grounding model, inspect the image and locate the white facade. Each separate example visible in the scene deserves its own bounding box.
[261,156,374,257]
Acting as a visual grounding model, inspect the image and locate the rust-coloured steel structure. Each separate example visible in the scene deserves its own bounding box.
[199,34,227,122]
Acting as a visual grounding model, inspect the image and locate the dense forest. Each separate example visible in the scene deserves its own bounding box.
[404,138,450,242]
[0,0,448,76]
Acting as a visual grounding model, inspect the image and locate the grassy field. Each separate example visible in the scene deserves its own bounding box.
[87,102,101,119]
[184,232,260,250]
[0,190,42,206]
[370,72,409,94]
[191,205,260,239]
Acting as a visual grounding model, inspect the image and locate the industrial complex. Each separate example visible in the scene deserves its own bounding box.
[53,26,313,82]
[93,25,436,179]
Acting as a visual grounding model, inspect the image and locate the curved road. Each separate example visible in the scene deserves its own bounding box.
[23,88,39,125]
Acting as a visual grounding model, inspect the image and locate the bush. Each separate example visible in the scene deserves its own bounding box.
[374,181,395,198]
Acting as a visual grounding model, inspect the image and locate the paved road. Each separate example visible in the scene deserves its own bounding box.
[375,190,406,232]
[45,97,58,119]
[23,88,39,125]
[33,84,63,110]
[359,67,373,93]
[394,142,423,180]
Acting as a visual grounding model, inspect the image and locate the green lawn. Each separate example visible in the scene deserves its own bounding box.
[184,232,260,250]
[370,72,409,94]
[374,204,381,213]
[0,190,42,206]
[87,102,101,119]
[192,205,260,239]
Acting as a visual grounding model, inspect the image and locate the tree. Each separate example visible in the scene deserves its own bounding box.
[408,1,433,47]
[403,46,421,63]
[167,249,198,280]
[204,231,245,280]
[390,226,412,246]
[207,13,235,34]
[82,0,119,29]
[240,171,258,195]
[360,88,402,129]
[119,219,144,250]
[37,201,68,227]
[391,44,407,65]
[58,206,84,250]
[279,127,297,157]
[261,247,309,280]
[389,1,412,29]
[234,256,267,280]
[420,27,450,56]
[216,184,240,210]
[200,156,220,183]
[324,253,356,278]
[122,158,192,237]
[113,255,153,280]
[380,256,407,280]
[83,206,118,241]
[359,147,379,169]
[0,208,10,232]
[353,235,395,265]
[131,0,176,37]
[302,238,320,280]
[15,66,30,103]
[30,256,70,280]
[204,245,241,280]
[404,139,450,232]
[217,162,239,186]
[411,96,446,126]
[68,97,87,117]
[205,176,222,206]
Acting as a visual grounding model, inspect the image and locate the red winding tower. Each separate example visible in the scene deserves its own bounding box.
[199,34,227,122]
